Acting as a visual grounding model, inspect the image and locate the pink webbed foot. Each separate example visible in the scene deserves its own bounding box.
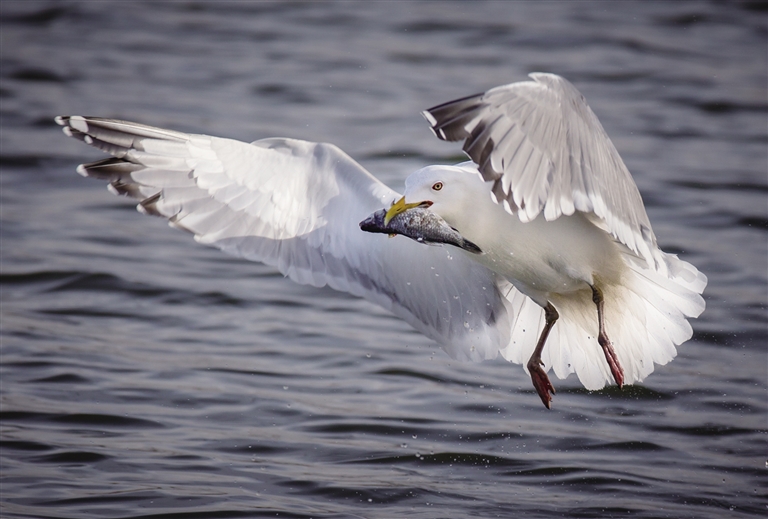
[528,361,556,409]
[525,302,559,409]
[599,333,624,388]
[591,285,625,389]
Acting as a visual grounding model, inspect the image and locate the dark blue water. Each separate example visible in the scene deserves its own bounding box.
[1,1,766,518]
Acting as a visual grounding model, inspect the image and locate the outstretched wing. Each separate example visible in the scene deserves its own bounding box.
[56,116,512,362]
[422,73,663,271]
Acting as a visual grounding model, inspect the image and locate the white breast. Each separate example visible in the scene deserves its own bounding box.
[461,200,624,305]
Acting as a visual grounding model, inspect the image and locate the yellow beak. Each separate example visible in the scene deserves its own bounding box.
[384,196,425,226]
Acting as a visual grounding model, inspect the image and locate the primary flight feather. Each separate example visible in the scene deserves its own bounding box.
[57,73,706,408]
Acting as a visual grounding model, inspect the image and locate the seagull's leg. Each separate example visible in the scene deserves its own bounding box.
[591,285,624,388]
[527,302,559,409]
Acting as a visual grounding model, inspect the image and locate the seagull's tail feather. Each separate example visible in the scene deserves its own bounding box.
[498,252,706,390]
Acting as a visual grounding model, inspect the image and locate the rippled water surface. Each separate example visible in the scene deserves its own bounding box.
[1,2,766,518]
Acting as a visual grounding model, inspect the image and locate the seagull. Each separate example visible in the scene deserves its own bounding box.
[56,73,706,408]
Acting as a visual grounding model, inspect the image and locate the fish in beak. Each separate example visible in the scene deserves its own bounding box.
[360,199,481,254]
[384,196,431,226]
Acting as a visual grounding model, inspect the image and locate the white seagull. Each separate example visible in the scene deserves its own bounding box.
[57,73,706,408]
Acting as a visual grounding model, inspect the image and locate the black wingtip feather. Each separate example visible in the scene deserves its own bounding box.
[78,157,142,180]
[423,93,486,143]
[138,193,164,217]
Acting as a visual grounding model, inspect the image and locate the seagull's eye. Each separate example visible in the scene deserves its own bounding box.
[432,182,443,191]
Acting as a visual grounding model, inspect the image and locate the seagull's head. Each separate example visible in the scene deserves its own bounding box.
[386,165,487,230]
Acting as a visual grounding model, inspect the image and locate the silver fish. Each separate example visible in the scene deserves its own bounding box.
[359,204,482,254]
